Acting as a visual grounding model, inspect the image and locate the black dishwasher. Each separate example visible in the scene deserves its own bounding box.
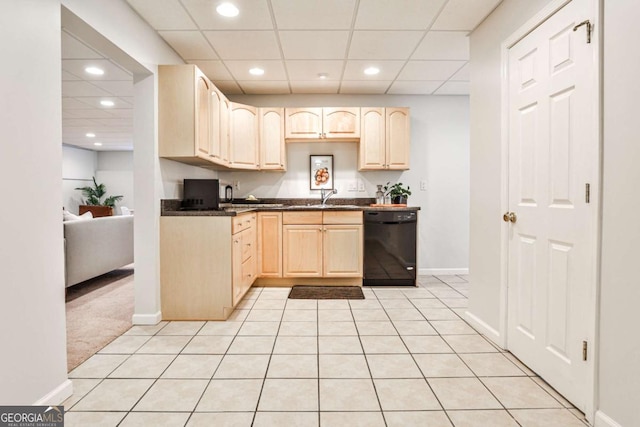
[363,210,417,286]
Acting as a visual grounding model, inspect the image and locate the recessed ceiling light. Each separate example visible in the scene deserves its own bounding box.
[86,133,96,138]
[318,73,329,80]
[84,66,104,76]
[216,2,239,17]
[94,142,102,146]
[100,100,115,107]
[249,67,265,76]
[364,67,380,76]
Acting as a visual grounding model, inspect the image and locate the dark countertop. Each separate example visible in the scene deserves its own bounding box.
[161,198,420,217]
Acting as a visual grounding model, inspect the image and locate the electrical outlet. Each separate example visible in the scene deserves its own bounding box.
[358,180,365,192]
[348,181,357,192]
[233,180,240,191]
[420,180,427,191]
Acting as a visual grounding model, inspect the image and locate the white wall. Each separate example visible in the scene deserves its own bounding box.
[467,0,554,335]
[598,2,640,426]
[0,0,70,404]
[97,151,134,214]
[226,94,470,271]
[62,145,97,214]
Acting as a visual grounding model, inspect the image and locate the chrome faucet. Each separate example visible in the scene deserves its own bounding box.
[320,188,338,206]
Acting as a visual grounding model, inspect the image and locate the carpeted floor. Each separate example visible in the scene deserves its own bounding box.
[65,266,134,372]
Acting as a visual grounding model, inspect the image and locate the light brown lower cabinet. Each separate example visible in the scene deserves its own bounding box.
[281,211,363,278]
[257,212,283,277]
[160,213,256,320]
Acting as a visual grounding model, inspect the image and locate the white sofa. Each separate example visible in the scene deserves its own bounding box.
[63,215,134,287]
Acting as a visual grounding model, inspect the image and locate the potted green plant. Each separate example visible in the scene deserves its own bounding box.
[384,182,412,205]
[75,177,123,217]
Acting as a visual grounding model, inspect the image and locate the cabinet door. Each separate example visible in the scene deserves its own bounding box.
[195,71,211,158]
[283,225,323,277]
[285,108,322,139]
[257,212,282,277]
[259,108,286,170]
[323,107,360,139]
[220,97,230,164]
[358,107,386,170]
[232,231,244,305]
[230,103,259,169]
[386,107,410,170]
[209,87,227,165]
[323,225,363,277]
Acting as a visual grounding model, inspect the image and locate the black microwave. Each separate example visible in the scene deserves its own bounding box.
[182,179,220,210]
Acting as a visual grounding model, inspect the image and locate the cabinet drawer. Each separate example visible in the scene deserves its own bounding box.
[323,211,363,225]
[283,211,323,225]
[232,212,256,234]
[241,227,255,262]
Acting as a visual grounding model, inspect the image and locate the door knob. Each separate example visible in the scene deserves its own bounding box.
[502,212,517,223]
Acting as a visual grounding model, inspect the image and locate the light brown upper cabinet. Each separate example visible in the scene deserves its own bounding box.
[285,107,360,141]
[209,87,230,166]
[158,65,213,167]
[229,102,259,170]
[358,107,410,170]
[259,108,286,171]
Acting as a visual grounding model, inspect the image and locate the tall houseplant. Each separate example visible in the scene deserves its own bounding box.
[75,177,123,217]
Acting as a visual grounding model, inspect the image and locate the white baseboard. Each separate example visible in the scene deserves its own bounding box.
[34,379,73,405]
[132,311,162,325]
[465,310,505,348]
[595,411,623,427]
[419,268,469,276]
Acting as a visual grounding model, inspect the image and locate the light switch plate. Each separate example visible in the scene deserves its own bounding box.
[358,180,365,192]
[420,180,427,191]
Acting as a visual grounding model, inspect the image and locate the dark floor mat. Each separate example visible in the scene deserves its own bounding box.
[288,285,365,300]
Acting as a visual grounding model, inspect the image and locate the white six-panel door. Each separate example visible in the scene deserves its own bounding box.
[507,0,596,411]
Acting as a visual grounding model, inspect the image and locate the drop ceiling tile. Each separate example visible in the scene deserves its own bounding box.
[126,0,197,30]
[181,0,273,30]
[431,0,502,31]
[290,81,340,94]
[388,80,443,95]
[63,118,101,128]
[397,60,466,81]
[213,81,244,95]
[355,0,446,30]
[63,108,114,119]
[90,118,134,128]
[75,97,133,110]
[339,80,392,94]
[61,31,103,59]
[237,81,291,95]
[62,98,95,110]
[105,109,134,119]
[285,60,344,81]
[158,31,218,60]
[451,63,470,81]
[342,60,405,80]
[187,60,233,80]
[62,71,81,81]
[412,31,469,60]
[90,80,134,97]
[434,81,470,95]
[224,60,287,80]
[62,59,132,81]
[204,31,281,60]
[271,0,356,30]
[348,31,424,60]
[62,81,113,97]
[279,31,349,60]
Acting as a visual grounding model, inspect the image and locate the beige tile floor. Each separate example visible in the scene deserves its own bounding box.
[64,275,589,427]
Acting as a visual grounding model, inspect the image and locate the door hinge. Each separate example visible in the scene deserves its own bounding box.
[582,341,588,361]
[585,183,590,203]
[573,19,592,44]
